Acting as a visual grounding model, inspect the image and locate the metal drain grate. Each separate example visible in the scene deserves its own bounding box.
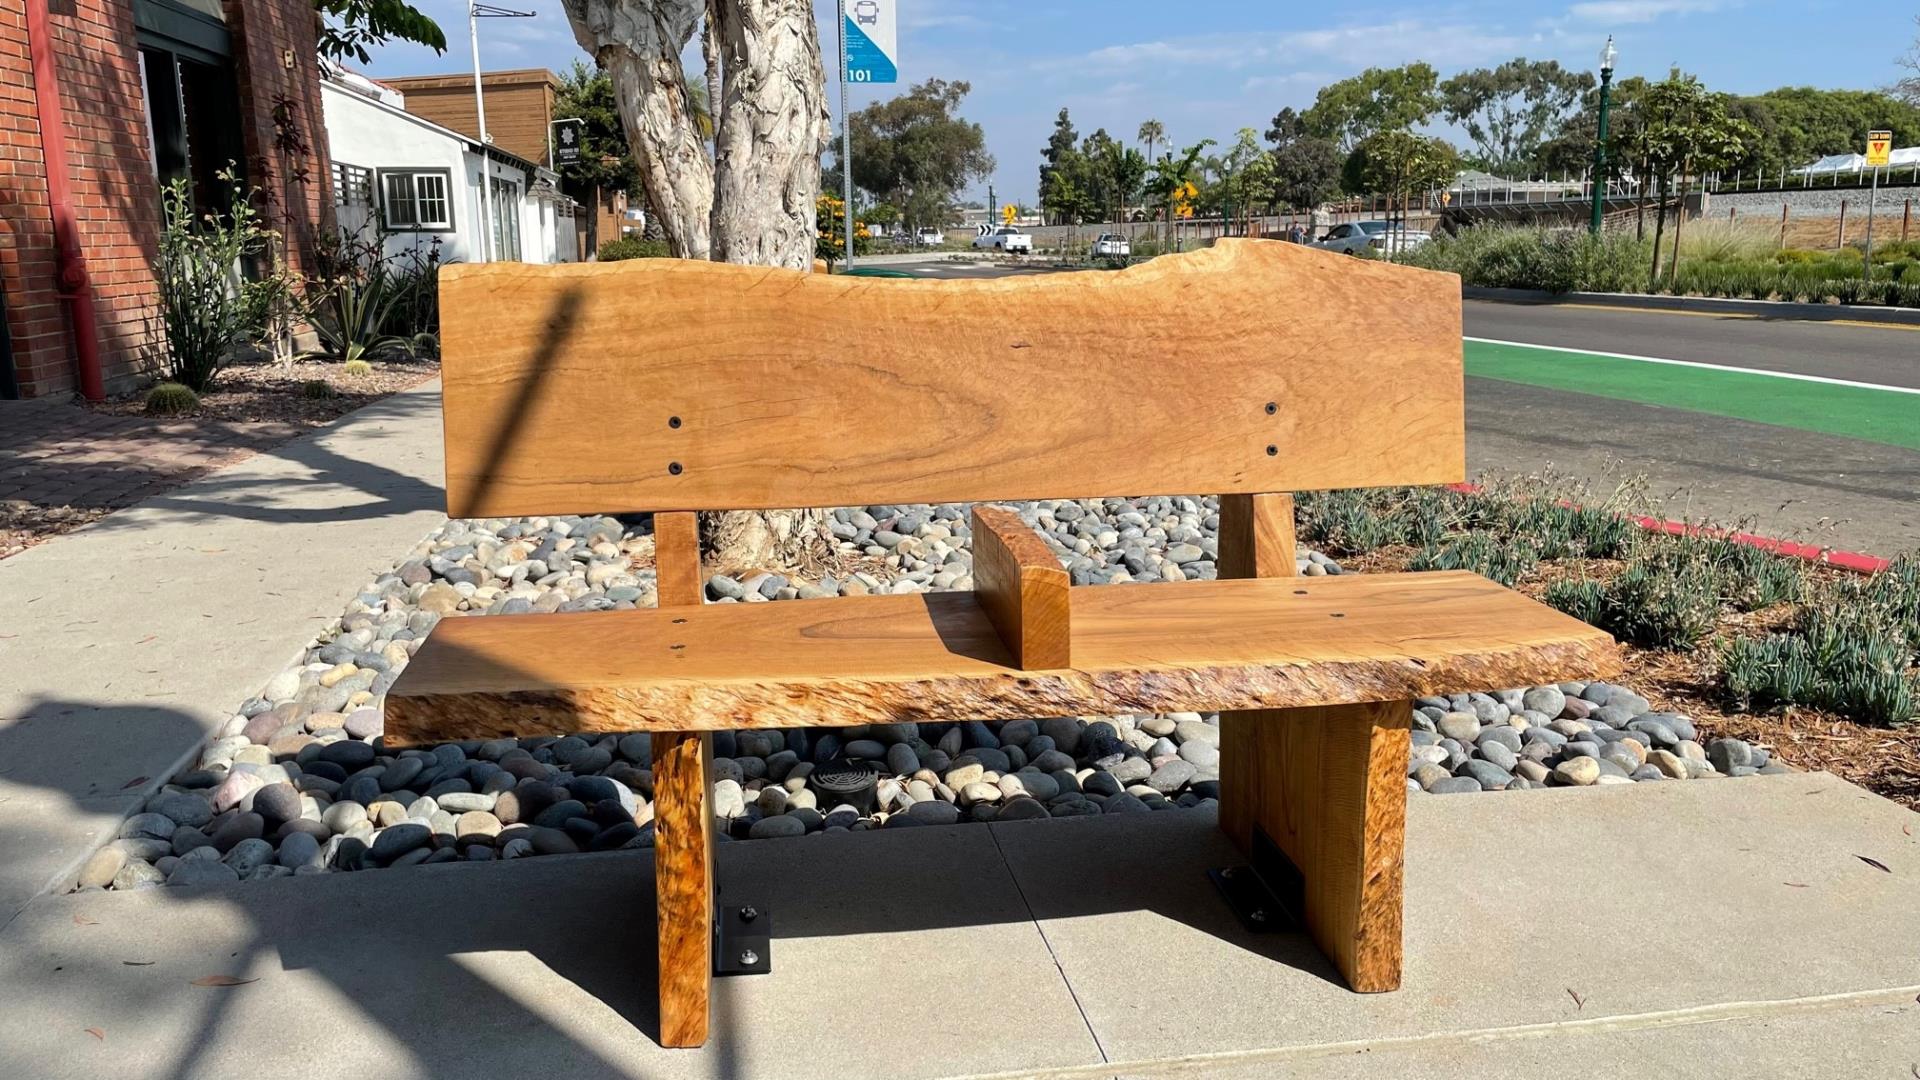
[807,759,879,814]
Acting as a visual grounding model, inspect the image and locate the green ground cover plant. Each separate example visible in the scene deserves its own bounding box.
[1298,479,1919,727]
[1403,224,1920,307]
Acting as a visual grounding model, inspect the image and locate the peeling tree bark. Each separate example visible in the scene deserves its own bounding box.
[559,0,837,574]
[704,0,835,567]
[561,0,714,259]
[709,0,831,268]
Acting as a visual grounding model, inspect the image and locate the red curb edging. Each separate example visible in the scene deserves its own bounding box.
[1441,482,1892,574]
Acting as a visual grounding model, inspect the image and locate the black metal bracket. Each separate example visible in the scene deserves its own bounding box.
[713,905,771,976]
[1207,825,1305,934]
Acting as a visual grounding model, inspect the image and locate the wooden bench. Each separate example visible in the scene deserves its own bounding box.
[386,239,1619,1047]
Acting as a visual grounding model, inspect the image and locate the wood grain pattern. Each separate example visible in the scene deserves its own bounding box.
[1250,700,1408,992]
[1216,493,1297,582]
[970,505,1071,669]
[434,239,1465,517]
[652,519,712,1048]
[651,729,715,1047]
[383,571,1618,745]
[652,512,704,609]
[1215,492,1297,855]
[1215,492,1403,991]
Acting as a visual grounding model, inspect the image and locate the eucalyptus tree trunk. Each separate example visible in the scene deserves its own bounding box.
[561,0,837,575]
[709,0,831,268]
[561,0,714,258]
[703,0,837,570]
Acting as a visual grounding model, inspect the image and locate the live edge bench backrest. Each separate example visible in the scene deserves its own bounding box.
[434,239,1465,521]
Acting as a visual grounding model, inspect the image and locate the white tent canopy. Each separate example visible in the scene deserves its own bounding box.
[1794,147,1920,175]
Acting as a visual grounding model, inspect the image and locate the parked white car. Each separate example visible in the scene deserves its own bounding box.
[915,227,945,248]
[1313,220,1431,255]
[1091,233,1130,258]
[973,225,1032,254]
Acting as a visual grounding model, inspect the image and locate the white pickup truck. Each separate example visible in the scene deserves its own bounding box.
[973,225,1032,254]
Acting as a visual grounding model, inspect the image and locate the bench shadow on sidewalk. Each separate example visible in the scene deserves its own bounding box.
[0,696,1336,1080]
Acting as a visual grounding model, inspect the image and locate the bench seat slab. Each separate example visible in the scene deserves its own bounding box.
[385,571,1618,746]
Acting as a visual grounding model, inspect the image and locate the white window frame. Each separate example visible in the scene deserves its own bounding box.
[377,168,454,232]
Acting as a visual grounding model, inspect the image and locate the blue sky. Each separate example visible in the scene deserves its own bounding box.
[361,1,1918,203]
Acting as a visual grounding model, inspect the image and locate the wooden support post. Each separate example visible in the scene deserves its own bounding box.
[652,512,703,608]
[651,513,713,1047]
[971,505,1071,669]
[1838,199,1847,249]
[1903,199,1911,244]
[1216,492,1406,994]
[1780,203,1789,249]
[1246,699,1409,992]
[652,729,715,1047]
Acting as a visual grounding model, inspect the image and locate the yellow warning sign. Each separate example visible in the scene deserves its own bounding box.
[1866,130,1892,168]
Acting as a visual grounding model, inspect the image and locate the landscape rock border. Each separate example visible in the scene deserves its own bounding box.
[74,496,1787,892]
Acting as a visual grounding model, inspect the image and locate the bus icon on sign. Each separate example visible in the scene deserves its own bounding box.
[853,0,878,24]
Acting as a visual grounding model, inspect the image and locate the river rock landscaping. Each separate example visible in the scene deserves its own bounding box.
[76,497,1793,892]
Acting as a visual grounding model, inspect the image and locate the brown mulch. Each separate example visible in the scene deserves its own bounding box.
[87,357,437,426]
[0,501,112,561]
[1340,542,1920,810]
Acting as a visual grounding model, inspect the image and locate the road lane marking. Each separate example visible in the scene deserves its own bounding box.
[1489,301,1920,332]
[1465,336,1920,396]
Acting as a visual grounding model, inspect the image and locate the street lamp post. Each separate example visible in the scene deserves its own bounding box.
[1589,35,1616,236]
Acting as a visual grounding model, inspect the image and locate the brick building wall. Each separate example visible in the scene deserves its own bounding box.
[222,0,331,280]
[0,0,329,400]
[0,0,161,400]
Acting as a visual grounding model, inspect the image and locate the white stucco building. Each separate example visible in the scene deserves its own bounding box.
[319,64,577,265]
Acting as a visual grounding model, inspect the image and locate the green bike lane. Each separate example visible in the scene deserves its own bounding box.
[1457,335,1920,556]
[1464,338,1920,452]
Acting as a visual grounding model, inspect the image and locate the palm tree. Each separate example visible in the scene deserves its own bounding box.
[1100,141,1148,234]
[1137,119,1164,166]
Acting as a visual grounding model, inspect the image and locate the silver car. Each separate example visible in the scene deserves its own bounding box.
[1313,220,1430,255]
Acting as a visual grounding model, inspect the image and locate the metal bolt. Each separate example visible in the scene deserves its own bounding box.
[1250,909,1268,924]
[739,906,759,922]
[1264,401,1277,415]
[668,461,683,475]
[1219,867,1235,880]
[1265,444,1278,457]
[739,948,760,967]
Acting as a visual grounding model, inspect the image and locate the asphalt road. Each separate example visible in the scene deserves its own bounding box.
[862,260,1920,555]
[1463,300,1920,390]
[858,257,1064,280]
[1461,300,1919,555]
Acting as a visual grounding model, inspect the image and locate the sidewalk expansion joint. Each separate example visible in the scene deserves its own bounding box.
[986,821,1111,1068]
[939,982,1920,1080]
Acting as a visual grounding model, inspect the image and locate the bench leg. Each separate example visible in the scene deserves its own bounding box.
[1218,699,1409,993]
[653,730,715,1047]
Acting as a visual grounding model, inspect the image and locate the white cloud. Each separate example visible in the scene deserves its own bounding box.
[1240,71,1333,95]
[1080,20,1535,75]
[1567,0,1721,24]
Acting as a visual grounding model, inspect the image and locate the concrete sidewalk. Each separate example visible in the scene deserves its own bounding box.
[0,773,1912,1079]
[0,381,447,930]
